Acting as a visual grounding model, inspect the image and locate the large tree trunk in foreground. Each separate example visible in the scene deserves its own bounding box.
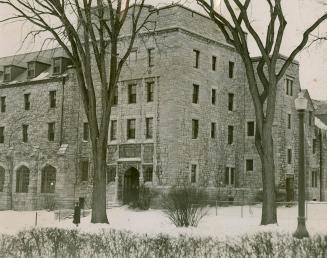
[258,124,277,225]
[91,141,109,223]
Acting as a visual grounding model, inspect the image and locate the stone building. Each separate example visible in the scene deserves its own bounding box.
[0,5,326,210]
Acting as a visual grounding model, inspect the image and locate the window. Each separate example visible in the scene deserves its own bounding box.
[80,160,89,182]
[83,122,89,141]
[128,84,137,104]
[22,124,28,143]
[193,49,200,68]
[288,114,292,129]
[309,111,313,126]
[229,61,234,78]
[127,119,136,139]
[110,120,117,141]
[48,122,55,141]
[49,91,56,108]
[311,170,318,188]
[24,93,30,110]
[287,149,292,164]
[146,117,153,139]
[212,89,216,105]
[53,58,61,74]
[228,93,234,111]
[147,82,154,102]
[286,78,293,96]
[143,166,153,182]
[212,56,216,71]
[0,167,4,192]
[313,139,316,154]
[129,49,137,64]
[3,66,11,82]
[1,96,6,112]
[191,164,197,183]
[225,167,235,186]
[113,86,118,105]
[247,121,255,137]
[228,125,234,144]
[246,159,254,172]
[27,62,35,78]
[106,166,116,183]
[192,84,199,104]
[148,48,154,67]
[16,166,29,193]
[192,119,199,139]
[0,127,4,144]
[41,165,56,193]
[211,122,216,139]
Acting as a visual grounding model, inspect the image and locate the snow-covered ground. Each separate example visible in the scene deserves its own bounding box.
[1,203,327,238]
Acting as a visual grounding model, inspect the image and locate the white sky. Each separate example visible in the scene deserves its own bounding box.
[0,0,326,99]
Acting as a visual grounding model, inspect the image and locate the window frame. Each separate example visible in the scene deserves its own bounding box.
[192,84,199,104]
[3,66,11,82]
[193,49,200,68]
[16,166,30,193]
[49,91,56,108]
[245,159,254,172]
[127,119,136,139]
[225,167,235,186]
[228,93,234,111]
[110,120,117,141]
[128,84,137,104]
[22,124,28,143]
[1,96,6,112]
[247,121,255,137]
[146,117,153,139]
[147,48,154,67]
[53,58,62,74]
[24,93,31,110]
[212,88,216,105]
[192,119,199,139]
[212,56,216,71]
[287,149,292,164]
[228,125,234,144]
[229,61,234,78]
[48,122,55,142]
[146,82,154,102]
[27,62,36,78]
[211,122,216,139]
[80,160,89,182]
[190,164,197,183]
[0,127,4,144]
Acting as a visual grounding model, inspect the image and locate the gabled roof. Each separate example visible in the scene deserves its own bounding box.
[301,89,315,111]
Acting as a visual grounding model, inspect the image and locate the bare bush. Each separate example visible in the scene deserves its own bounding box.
[162,185,208,227]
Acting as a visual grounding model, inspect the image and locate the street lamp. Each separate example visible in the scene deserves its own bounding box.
[293,92,309,239]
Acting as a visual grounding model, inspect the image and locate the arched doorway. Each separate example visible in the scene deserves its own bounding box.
[123,167,139,204]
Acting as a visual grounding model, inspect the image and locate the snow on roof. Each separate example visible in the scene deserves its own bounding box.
[315,117,327,130]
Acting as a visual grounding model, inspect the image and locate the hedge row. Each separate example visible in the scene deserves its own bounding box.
[1,228,327,258]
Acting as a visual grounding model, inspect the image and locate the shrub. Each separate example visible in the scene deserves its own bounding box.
[2,229,327,257]
[130,185,156,210]
[162,185,208,227]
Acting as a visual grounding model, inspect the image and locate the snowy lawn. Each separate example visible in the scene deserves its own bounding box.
[1,203,327,238]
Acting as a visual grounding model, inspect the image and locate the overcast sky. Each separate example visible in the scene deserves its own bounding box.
[0,0,326,100]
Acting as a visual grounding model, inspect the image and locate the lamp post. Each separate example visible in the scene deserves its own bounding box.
[293,92,309,239]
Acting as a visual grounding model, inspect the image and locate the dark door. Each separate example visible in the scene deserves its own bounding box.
[123,167,139,204]
[286,177,294,202]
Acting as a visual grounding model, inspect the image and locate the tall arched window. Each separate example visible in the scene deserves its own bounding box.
[0,167,5,192]
[16,166,29,193]
[41,165,56,193]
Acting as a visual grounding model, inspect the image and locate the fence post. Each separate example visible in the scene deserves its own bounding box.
[215,200,217,216]
[35,211,38,227]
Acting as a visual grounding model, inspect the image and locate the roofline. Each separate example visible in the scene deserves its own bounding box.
[0,75,66,89]
[251,54,299,65]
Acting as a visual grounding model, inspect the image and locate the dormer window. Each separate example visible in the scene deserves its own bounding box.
[27,62,36,78]
[53,58,62,74]
[3,66,11,82]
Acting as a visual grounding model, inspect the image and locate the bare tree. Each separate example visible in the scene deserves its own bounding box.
[0,0,158,223]
[196,0,327,224]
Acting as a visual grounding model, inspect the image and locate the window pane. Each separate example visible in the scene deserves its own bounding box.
[48,122,55,141]
[212,56,216,71]
[193,49,200,68]
[50,91,56,108]
[192,84,199,104]
[80,160,88,181]
[111,120,117,140]
[192,119,199,139]
[127,119,136,139]
[191,164,197,183]
[1,96,6,112]
[212,89,216,105]
[128,84,137,104]
[146,118,153,139]
[229,61,234,78]
[228,126,234,144]
[147,82,154,102]
[0,127,4,144]
[247,121,255,136]
[228,93,234,111]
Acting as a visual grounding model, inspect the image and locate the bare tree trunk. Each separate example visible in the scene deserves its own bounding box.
[91,141,109,223]
[258,124,277,225]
